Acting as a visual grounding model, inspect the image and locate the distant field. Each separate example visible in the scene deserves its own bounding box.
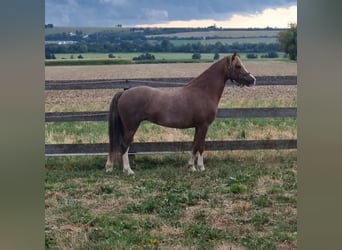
[45,60,296,81]
[147,29,280,45]
[146,29,282,39]
[52,52,287,61]
[46,27,283,38]
[45,26,129,35]
[162,37,278,45]
[46,27,281,45]
[54,52,216,60]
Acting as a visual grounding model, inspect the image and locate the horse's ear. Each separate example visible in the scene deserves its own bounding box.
[232,52,237,61]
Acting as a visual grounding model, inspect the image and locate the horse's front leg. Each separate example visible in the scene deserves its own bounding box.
[189,125,208,172]
[188,153,197,172]
[105,153,114,173]
[122,147,134,175]
[196,151,205,172]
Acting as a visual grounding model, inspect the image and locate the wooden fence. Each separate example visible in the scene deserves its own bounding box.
[45,76,297,156]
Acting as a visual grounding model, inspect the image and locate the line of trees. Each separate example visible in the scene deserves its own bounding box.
[45,40,280,57]
[45,26,297,60]
[278,23,297,60]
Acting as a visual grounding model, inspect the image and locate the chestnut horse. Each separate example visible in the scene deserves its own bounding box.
[105,53,256,175]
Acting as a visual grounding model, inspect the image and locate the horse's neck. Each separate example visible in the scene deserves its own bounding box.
[186,59,227,104]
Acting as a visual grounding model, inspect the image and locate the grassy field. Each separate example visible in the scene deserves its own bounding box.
[151,37,278,46]
[46,27,282,38]
[45,62,297,249]
[46,150,297,249]
[45,26,129,35]
[51,52,287,61]
[145,29,282,39]
[53,52,218,61]
[47,52,289,67]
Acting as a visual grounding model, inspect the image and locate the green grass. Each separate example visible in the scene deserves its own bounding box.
[51,52,288,61]
[46,52,289,66]
[45,151,297,249]
[45,117,296,144]
[153,36,278,46]
[45,58,132,66]
[45,26,129,35]
[52,52,208,60]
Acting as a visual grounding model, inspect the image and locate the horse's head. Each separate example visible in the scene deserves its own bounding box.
[227,53,256,86]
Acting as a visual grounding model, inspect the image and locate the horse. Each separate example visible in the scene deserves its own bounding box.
[105,53,256,175]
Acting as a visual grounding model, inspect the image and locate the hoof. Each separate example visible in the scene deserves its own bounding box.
[123,168,135,176]
[105,165,113,173]
[197,165,205,172]
[189,165,197,172]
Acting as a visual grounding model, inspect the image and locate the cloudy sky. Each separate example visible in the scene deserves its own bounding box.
[45,0,297,28]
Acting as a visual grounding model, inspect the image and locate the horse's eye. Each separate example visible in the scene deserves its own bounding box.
[236,65,242,69]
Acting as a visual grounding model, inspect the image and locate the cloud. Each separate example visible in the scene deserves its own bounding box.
[99,0,127,6]
[139,5,297,28]
[141,9,169,21]
[45,0,297,27]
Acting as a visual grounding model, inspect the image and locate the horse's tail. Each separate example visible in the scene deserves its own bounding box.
[108,91,125,156]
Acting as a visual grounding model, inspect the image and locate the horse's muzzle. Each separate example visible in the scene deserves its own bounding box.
[236,74,256,87]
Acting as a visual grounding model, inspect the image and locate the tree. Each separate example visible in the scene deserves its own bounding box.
[246,53,258,59]
[213,52,220,60]
[192,53,201,60]
[278,23,297,60]
[160,39,173,52]
[132,53,155,61]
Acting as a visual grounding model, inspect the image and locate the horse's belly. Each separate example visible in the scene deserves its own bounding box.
[144,88,215,128]
[148,108,195,129]
[153,118,194,129]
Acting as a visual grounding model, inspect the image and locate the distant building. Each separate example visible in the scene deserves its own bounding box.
[45,24,54,28]
[45,41,78,45]
[207,24,217,30]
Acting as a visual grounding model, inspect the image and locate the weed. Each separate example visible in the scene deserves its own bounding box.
[251,211,270,229]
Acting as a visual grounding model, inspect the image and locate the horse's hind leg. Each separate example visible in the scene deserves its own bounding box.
[121,128,138,175]
[188,153,197,172]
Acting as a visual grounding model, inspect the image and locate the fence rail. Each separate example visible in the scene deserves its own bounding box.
[45,75,297,90]
[45,139,297,156]
[45,108,297,122]
[45,76,297,156]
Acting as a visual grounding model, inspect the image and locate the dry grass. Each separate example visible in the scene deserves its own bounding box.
[45,85,297,112]
[45,61,297,81]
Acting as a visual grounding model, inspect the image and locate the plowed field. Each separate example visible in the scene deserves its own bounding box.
[45,61,297,112]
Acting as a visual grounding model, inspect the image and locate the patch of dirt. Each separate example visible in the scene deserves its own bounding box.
[89,197,141,215]
[153,224,183,237]
[214,242,245,250]
[255,176,283,195]
[231,201,254,213]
